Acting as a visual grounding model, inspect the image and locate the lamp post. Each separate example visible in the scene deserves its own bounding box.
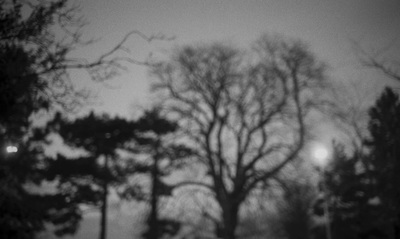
[312,144,332,239]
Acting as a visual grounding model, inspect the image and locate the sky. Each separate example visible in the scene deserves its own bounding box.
[43,0,400,238]
[71,0,400,118]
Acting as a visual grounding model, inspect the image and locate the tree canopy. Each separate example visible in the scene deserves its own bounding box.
[46,112,139,238]
[314,87,400,239]
[0,0,153,237]
[152,34,327,239]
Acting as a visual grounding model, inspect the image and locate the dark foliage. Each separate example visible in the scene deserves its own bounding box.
[135,109,190,239]
[142,218,181,239]
[0,1,72,237]
[46,109,190,239]
[47,112,139,239]
[277,177,316,239]
[313,87,400,239]
[0,0,92,112]
[313,145,384,239]
[365,87,400,238]
[0,1,145,237]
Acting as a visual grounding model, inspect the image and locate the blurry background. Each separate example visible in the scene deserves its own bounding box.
[4,0,400,238]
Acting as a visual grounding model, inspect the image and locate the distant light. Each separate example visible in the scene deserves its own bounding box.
[6,145,18,153]
[368,196,381,206]
[312,144,330,168]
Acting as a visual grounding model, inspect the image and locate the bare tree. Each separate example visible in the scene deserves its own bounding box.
[354,40,400,83]
[0,0,172,113]
[327,79,378,153]
[151,34,327,239]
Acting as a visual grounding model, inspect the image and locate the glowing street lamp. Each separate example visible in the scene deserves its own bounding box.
[312,145,329,168]
[312,144,332,239]
[6,145,18,154]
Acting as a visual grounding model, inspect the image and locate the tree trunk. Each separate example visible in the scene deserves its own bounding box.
[221,201,239,239]
[149,155,159,239]
[99,155,109,239]
[148,140,161,239]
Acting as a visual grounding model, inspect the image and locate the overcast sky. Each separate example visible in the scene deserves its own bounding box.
[71,0,400,117]
[46,0,400,238]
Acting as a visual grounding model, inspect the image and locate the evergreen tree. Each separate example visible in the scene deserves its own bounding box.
[313,87,400,239]
[365,87,400,238]
[0,1,74,237]
[0,0,146,237]
[47,112,139,239]
[135,109,191,239]
[313,144,384,239]
[47,109,191,239]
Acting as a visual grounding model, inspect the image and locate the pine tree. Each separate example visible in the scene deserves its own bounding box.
[135,109,191,239]
[313,144,383,239]
[0,0,150,236]
[47,112,138,239]
[313,88,400,239]
[365,87,400,238]
[0,2,69,237]
[0,0,147,237]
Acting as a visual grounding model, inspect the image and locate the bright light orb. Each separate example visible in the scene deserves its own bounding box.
[312,145,329,167]
[6,145,18,153]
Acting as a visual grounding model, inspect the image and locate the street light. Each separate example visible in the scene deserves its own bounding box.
[312,144,332,239]
[6,145,18,154]
[312,145,329,168]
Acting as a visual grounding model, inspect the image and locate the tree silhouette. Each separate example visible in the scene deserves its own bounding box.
[0,0,164,237]
[313,88,400,239]
[47,109,191,239]
[47,112,139,239]
[134,109,192,239]
[0,1,70,236]
[365,87,400,238]
[355,42,400,83]
[273,163,317,239]
[312,144,380,239]
[1,0,164,111]
[151,34,327,239]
